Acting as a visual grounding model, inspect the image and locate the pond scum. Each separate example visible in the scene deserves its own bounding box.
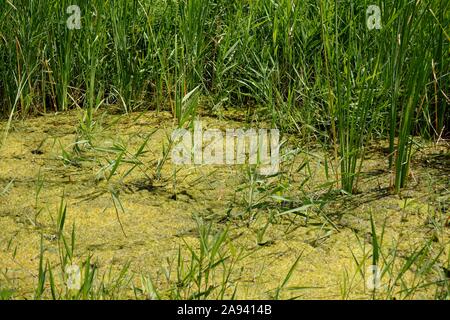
[0,0,449,300]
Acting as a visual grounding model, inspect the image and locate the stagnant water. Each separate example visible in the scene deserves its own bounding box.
[0,110,448,299]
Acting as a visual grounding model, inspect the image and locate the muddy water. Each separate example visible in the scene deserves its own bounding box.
[0,110,448,299]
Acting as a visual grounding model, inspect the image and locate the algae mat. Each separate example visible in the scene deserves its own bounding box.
[0,111,449,299]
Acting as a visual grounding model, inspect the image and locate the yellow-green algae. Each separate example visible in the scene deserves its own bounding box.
[0,110,448,299]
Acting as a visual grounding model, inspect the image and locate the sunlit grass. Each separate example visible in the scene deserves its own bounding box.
[0,0,448,300]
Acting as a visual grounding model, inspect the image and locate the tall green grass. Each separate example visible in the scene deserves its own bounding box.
[0,0,448,191]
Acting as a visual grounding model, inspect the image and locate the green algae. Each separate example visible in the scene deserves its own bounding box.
[0,111,448,299]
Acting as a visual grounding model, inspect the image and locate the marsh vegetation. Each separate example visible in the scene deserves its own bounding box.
[0,0,449,299]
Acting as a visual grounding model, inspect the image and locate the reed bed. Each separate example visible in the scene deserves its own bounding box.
[1,0,448,192]
[0,1,449,300]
